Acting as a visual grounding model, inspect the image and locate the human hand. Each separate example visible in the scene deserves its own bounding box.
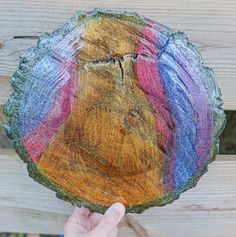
[64,202,126,237]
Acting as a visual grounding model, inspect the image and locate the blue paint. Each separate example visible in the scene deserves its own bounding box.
[18,52,69,137]
[164,36,214,169]
[158,52,198,192]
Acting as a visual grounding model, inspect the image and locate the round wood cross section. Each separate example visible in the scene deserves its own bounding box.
[3,9,226,213]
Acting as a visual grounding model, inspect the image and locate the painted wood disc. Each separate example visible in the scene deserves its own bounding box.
[3,9,226,213]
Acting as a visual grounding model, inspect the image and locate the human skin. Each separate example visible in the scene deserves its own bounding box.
[64,202,126,237]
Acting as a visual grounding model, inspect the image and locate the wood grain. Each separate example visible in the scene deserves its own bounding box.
[1,75,235,110]
[0,149,235,236]
[0,0,235,235]
[0,0,236,109]
[0,105,13,148]
[36,54,167,207]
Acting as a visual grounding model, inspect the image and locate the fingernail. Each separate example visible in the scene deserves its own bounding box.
[105,202,125,224]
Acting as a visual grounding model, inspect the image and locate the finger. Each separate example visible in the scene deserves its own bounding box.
[90,212,103,227]
[65,207,92,232]
[67,206,90,225]
[71,207,91,228]
[71,206,90,218]
[108,227,118,237]
[89,202,125,237]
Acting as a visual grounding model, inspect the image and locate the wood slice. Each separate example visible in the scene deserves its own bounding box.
[3,9,226,213]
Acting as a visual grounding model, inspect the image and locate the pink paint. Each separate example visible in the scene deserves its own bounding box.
[23,58,79,163]
[135,20,176,192]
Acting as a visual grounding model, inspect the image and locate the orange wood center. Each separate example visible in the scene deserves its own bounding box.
[37,18,165,207]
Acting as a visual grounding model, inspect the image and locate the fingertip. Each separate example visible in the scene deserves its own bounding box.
[89,203,125,237]
[114,202,126,213]
[109,202,126,216]
[104,202,126,226]
[72,206,90,218]
[81,207,91,215]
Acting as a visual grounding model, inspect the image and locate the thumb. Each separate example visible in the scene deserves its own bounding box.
[89,202,125,237]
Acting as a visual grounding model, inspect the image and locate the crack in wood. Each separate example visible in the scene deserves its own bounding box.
[125,216,151,237]
[88,52,138,65]
[117,58,125,94]
[13,36,39,39]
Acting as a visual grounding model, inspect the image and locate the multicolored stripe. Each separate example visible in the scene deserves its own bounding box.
[19,53,79,162]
